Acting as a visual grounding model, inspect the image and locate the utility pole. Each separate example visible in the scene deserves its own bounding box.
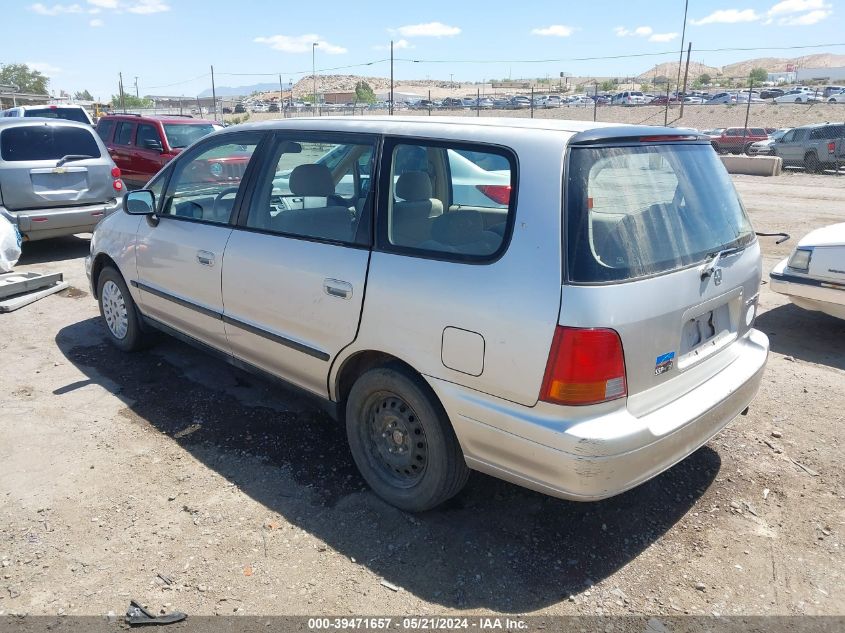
[134,76,139,98]
[664,78,671,126]
[278,73,284,113]
[593,82,598,122]
[742,77,753,152]
[679,42,692,118]
[118,72,126,113]
[313,42,320,115]
[210,65,217,121]
[675,0,689,103]
[390,40,394,116]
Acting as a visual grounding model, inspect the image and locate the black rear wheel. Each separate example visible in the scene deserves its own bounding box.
[804,152,820,174]
[346,365,469,512]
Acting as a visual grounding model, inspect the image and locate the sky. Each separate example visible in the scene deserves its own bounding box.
[2,0,843,100]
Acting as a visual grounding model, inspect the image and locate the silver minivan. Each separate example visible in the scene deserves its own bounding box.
[0,119,124,240]
[86,117,769,511]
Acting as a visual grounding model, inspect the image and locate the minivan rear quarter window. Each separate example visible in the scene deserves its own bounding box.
[1,125,101,162]
[566,143,754,283]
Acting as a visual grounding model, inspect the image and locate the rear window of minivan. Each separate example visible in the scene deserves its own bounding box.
[1,125,101,162]
[566,143,754,283]
[23,107,90,124]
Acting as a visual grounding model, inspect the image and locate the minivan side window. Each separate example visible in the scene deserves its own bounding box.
[378,140,515,261]
[160,136,259,224]
[245,136,376,246]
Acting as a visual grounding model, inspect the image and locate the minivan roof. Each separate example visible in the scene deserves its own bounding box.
[233,116,686,137]
[0,117,95,130]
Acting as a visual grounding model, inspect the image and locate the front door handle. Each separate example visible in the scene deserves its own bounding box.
[323,278,352,299]
[196,250,215,266]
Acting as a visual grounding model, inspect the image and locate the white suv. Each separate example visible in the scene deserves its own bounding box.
[87,117,769,511]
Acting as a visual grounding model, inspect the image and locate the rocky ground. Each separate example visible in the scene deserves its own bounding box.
[0,173,842,619]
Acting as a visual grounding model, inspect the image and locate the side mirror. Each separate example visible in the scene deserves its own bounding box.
[143,139,163,152]
[124,190,156,215]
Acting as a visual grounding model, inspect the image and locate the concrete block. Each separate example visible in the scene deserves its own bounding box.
[720,155,782,176]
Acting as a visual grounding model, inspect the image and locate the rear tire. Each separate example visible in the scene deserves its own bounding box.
[804,152,820,174]
[744,143,754,155]
[711,143,722,154]
[97,266,150,352]
[345,365,469,512]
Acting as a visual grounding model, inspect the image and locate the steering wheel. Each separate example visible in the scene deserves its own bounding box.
[212,187,240,220]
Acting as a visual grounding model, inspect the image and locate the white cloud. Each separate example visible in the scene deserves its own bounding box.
[690,9,760,25]
[395,22,460,37]
[29,3,83,15]
[26,61,62,75]
[531,24,576,37]
[615,26,653,37]
[777,8,832,23]
[126,0,170,13]
[373,39,413,50]
[254,34,347,55]
[768,0,828,15]
[87,0,117,7]
[649,32,679,42]
[89,17,104,26]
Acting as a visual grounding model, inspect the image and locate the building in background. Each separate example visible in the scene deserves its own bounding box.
[796,67,845,83]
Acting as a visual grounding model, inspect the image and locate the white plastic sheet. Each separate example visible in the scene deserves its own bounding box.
[0,215,22,273]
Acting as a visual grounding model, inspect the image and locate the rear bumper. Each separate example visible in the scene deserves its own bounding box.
[1,199,121,241]
[429,329,769,501]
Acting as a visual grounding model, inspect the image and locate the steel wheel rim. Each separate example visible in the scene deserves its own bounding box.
[101,280,129,340]
[364,393,428,488]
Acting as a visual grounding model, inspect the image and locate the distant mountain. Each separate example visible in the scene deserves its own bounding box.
[638,53,845,82]
[198,82,292,98]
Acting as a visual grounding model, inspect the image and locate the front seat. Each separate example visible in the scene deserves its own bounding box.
[390,171,443,247]
[273,164,353,242]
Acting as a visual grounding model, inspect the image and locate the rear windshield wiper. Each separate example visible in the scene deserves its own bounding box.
[700,243,749,279]
[56,154,93,167]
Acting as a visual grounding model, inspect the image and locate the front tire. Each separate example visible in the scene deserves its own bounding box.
[97,266,149,352]
[345,366,469,512]
[804,152,820,174]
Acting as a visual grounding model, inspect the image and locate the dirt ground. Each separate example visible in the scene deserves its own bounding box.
[0,172,843,619]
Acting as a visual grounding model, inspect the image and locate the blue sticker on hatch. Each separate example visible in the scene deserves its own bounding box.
[655,351,675,376]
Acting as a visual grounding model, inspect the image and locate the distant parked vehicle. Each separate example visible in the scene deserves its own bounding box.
[774,90,820,104]
[268,103,280,113]
[510,96,531,109]
[706,92,734,105]
[683,96,706,105]
[747,128,791,156]
[611,91,647,106]
[650,95,681,106]
[544,95,562,108]
[442,97,462,108]
[772,122,845,172]
[760,88,785,100]
[710,127,768,155]
[234,103,246,114]
[827,90,845,103]
[2,104,93,125]
[567,96,593,106]
[822,85,845,98]
[492,98,510,109]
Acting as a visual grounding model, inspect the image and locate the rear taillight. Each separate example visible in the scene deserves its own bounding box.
[476,184,511,205]
[540,326,627,406]
[113,179,123,191]
[111,166,123,191]
[828,141,836,154]
[111,166,121,178]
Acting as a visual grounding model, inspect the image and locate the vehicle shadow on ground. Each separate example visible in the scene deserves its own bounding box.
[17,235,91,265]
[756,303,845,371]
[56,317,720,611]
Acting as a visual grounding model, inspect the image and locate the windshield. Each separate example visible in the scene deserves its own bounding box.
[163,123,219,149]
[566,143,754,283]
[24,107,90,124]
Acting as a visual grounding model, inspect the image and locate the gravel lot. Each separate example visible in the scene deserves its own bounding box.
[0,172,843,619]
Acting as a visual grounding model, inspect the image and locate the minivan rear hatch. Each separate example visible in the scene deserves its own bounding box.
[0,123,113,211]
[561,129,761,415]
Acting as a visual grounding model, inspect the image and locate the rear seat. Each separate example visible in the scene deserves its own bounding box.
[270,164,352,242]
[419,210,502,256]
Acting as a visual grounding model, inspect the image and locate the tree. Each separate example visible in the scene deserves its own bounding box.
[640,82,652,93]
[697,73,712,86]
[74,89,93,101]
[749,67,768,84]
[600,80,617,92]
[110,94,153,108]
[354,80,376,104]
[0,63,49,94]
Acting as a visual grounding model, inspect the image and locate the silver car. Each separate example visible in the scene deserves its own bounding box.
[86,117,769,512]
[0,118,124,241]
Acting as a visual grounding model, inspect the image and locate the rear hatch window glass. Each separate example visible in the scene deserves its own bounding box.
[566,143,754,283]
[23,107,90,124]
[163,123,221,149]
[1,125,102,162]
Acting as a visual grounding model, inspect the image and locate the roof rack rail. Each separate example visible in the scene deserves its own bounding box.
[154,113,194,118]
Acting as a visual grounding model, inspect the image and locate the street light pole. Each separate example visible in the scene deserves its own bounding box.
[312,42,318,116]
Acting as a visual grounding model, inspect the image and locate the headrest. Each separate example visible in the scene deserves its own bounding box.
[289,164,334,197]
[395,171,433,201]
[431,211,484,245]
